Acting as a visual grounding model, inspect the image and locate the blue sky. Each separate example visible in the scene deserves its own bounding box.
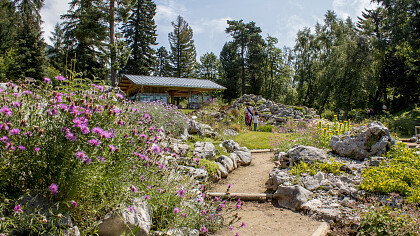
[40,0,378,58]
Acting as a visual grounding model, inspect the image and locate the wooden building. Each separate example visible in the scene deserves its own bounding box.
[118,75,226,105]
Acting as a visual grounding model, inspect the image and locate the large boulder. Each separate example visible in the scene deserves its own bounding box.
[193,142,217,160]
[267,168,294,190]
[286,145,327,166]
[229,153,240,169]
[221,140,241,153]
[274,185,312,210]
[216,155,234,172]
[180,166,208,181]
[233,149,252,166]
[330,121,394,160]
[98,199,152,236]
[216,162,228,178]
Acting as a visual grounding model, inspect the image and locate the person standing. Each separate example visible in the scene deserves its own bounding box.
[244,103,253,130]
[253,111,259,131]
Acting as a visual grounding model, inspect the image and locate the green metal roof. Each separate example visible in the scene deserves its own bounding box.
[122,75,226,90]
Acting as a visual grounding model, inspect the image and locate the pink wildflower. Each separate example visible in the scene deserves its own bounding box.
[14,205,23,213]
[173,207,179,214]
[70,201,77,208]
[49,183,58,195]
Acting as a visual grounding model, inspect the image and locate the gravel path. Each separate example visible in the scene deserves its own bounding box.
[211,152,322,236]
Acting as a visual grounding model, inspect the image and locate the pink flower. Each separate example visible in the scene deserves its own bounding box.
[228,226,233,230]
[240,222,246,228]
[128,205,135,212]
[97,156,105,162]
[70,201,77,208]
[200,226,208,233]
[173,207,179,214]
[44,77,51,84]
[9,128,20,135]
[0,136,9,143]
[115,93,124,99]
[176,187,185,197]
[76,151,87,160]
[151,144,161,154]
[144,195,150,200]
[18,145,25,150]
[14,205,23,213]
[131,185,138,193]
[49,183,58,195]
[55,75,66,81]
[88,139,101,146]
[108,145,116,152]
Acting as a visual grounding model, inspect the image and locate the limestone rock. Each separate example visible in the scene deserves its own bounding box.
[302,177,320,191]
[274,185,312,210]
[98,199,152,236]
[301,199,323,212]
[223,129,239,137]
[181,166,208,181]
[233,149,252,166]
[267,168,293,190]
[216,162,228,178]
[286,145,327,166]
[166,228,199,236]
[330,121,394,160]
[221,140,241,153]
[229,153,239,169]
[217,155,234,172]
[193,142,217,160]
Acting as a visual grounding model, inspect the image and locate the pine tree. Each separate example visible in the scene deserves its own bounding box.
[219,42,240,101]
[168,15,196,78]
[0,0,17,54]
[12,0,46,80]
[61,0,108,80]
[155,46,171,76]
[47,23,66,74]
[121,0,157,76]
[196,52,220,81]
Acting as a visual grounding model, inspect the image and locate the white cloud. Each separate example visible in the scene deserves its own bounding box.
[333,0,378,20]
[274,14,313,48]
[40,0,70,45]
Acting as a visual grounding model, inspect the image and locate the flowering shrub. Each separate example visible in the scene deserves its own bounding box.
[0,79,237,234]
[361,143,420,203]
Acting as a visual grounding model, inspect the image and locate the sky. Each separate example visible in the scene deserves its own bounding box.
[40,0,378,58]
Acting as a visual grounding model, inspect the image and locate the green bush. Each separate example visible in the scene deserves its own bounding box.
[358,205,419,236]
[360,143,420,203]
[199,159,220,174]
[257,124,274,132]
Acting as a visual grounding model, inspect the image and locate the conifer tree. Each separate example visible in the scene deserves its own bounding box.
[155,46,171,76]
[12,0,46,80]
[121,0,157,76]
[47,23,66,74]
[168,15,196,78]
[196,52,220,81]
[61,0,108,80]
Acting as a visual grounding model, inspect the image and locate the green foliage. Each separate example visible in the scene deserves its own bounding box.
[199,159,219,174]
[196,52,220,81]
[358,205,419,236]
[122,0,157,75]
[257,124,274,132]
[168,15,196,78]
[380,107,420,137]
[289,159,343,177]
[361,143,420,203]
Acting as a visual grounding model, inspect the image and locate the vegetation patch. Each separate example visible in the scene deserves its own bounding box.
[234,131,272,150]
[360,143,420,203]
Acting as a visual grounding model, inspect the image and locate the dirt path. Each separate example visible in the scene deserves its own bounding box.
[211,152,322,236]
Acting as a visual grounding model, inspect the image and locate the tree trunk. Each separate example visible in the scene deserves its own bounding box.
[110,0,117,86]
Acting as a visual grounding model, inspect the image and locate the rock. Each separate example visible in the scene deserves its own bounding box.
[301,199,323,212]
[286,145,327,166]
[229,153,239,169]
[233,149,252,166]
[170,143,190,156]
[193,142,217,160]
[330,121,394,160]
[369,156,387,167]
[62,226,81,236]
[314,207,342,222]
[98,199,152,236]
[223,129,239,137]
[302,177,320,191]
[314,172,325,182]
[274,185,313,210]
[216,155,234,172]
[320,179,333,190]
[268,168,293,190]
[216,162,228,178]
[221,140,241,153]
[166,228,199,236]
[181,166,208,181]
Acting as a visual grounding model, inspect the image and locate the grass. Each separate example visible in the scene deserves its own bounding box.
[234,131,273,150]
[181,109,195,115]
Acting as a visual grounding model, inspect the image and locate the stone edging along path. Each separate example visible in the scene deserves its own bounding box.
[210,152,328,236]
